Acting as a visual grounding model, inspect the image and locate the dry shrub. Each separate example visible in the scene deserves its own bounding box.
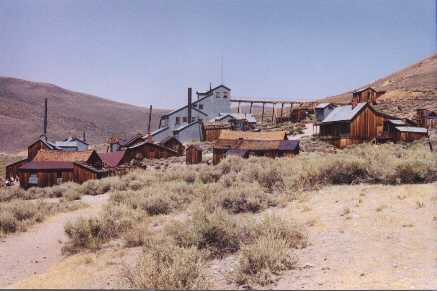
[0,199,83,236]
[206,184,278,214]
[236,233,298,286]
[166,209,241,258]
[123,221,151,247]
[125,240,209,289]
[63,204,138,252]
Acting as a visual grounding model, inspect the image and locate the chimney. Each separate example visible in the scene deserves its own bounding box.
[188,88,192,124]
[43,98,48,139]
[147,105,153,143]
[82,130,86,142]
[351,94,358,109]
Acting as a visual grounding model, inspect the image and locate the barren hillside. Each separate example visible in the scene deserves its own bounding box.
[320,54,437,117]
[0,77,168,153]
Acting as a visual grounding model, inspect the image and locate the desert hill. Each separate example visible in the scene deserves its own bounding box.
[320,54,437,119]
[0,77,168,153]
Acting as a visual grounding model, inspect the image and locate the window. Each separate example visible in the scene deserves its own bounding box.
[215,92,221,98]
[28,174,38,185]
[57,172,63,184]
[175,117,181,125]
[183,116,188,123]
[199,104,204,110]
[223,93,228,98]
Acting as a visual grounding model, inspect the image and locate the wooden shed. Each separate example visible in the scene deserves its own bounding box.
[159,136,185,155]
[186,144,202,164]
[393,127,428,142]
[203,123,232,142]
[5,158,29,180]
[416,109,437,129]
[73,162,109,184]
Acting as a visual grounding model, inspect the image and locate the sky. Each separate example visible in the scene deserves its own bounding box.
[0,0,435,108]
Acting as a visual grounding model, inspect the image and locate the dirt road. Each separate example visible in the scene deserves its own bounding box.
[0,194,108,288]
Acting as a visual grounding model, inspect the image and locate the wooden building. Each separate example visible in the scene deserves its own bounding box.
[159,136,185,155]
[416,109,437,129]
[122,141,179,163]
[28,137,57,160]
[203,123,232,142]
[186,144,203,164]
[17,150,103,188]
[319,102,386,148]
[73,162,108,184]
[5,158,29,180]
[213,139,300,165]
[217,130,287,141]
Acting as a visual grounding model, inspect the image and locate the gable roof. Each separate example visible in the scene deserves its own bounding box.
[127,140,179,155]
[218,130,287,141]
[119,134,145,147]
[161,102,208,118]
[352,86,376,94]
[159,136,182,145]
[197,84,231,96]
[65,136,89,145]
[29,137,58,150]
[98,151,126,168]
[33,149,95,162]
[321,102,368,123]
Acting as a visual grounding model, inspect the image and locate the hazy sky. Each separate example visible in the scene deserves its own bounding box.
[0,0,435,108]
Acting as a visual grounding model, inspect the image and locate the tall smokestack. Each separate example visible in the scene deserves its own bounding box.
[43,98,48,138]
[147,105,153,143]
[82,130,86,143]
[188,88,192,124]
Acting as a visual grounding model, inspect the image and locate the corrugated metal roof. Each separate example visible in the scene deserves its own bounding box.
[98,151,125,168]
[53,141,79,148]
[395,126,428,133]
[321,102,367,123]
[218,130,286,141]
[19,161,74,171]
[33,150,94,162]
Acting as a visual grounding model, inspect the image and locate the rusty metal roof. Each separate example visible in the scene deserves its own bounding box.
[19,161,74,171]
[218,130,286,141]
[33,150,95,162]
[98,151,126,168]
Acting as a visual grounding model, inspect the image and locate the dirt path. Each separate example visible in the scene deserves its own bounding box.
[288,123,314,140]
[0,194,109,288]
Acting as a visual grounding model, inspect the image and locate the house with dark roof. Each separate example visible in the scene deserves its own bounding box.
[315,103,337,122]
[151,85,232,143]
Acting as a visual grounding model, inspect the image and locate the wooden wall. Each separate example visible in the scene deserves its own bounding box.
[123,143,177,163]
[204,126,229,142]
[350,106,384,140]
[186,146,202,164]
[73,164,99,184]
[18,170,74,189]
[395,131,427,142]
[6,159,28,180]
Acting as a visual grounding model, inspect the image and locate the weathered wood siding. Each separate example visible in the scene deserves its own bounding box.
[122,143,177,164]
[350,106,384,140]
[18,170,74,189]
[28,140,51,160]
[394,131,427,142]
[186,146,202,164]
[5,159,28,180]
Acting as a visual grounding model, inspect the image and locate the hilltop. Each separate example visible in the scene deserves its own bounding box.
[0,77,168,153]
[320,54,437,118]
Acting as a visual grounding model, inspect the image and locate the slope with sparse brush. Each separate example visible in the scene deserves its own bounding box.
[0,77,169,153]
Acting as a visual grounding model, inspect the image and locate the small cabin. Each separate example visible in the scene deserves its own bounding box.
[186,144,202,164]
[122,141,179,163]
[315,103,337,122]
[393,127,428,142]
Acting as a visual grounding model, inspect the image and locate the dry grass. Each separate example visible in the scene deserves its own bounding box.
[0,199,84,237]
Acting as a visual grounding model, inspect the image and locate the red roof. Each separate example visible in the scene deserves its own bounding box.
[19,161,74,171]
[98,151,125,168]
